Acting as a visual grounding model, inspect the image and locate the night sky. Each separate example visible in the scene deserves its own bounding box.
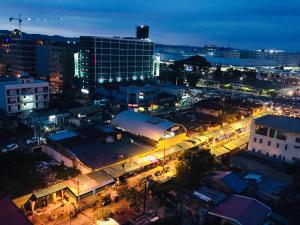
[1,0,300,51]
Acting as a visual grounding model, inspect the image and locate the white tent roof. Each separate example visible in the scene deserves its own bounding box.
[111,111,184,141]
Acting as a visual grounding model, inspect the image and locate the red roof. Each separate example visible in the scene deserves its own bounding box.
[0,198,32,225]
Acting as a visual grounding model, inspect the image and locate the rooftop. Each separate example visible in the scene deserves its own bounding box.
[66,170,114,196]
[80,35,153,43]
[111,111,185,141]
[210,195,271,225]
[33,182,69,199]
[254,115,300,133]
[68,106,103,116]
[212,171,248,194]
[47,130,79,141]
[69,134,153,170]
[47,128,154,170]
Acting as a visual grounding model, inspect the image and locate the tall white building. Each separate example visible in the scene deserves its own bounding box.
[248,115,300,163]
[0,75,49,116]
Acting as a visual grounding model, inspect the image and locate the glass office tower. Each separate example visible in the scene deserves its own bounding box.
[79,36,156,93]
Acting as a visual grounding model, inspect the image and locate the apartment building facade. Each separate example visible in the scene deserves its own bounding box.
[248,115,300,163]
[0,76,49,116]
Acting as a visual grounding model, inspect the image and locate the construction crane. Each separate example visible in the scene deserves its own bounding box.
[9,14,64,37]
[9,13,23,38]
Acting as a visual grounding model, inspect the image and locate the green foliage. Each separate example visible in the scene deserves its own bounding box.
[176,147,215,189]
[0,151,50,197]
[224,68,257,81]
[170,55,211,72]
[53,164,80,180]
[265,89,278,97]
[158,70,184,85]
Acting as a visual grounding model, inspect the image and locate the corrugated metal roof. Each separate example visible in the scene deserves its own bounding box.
[210,195,271,225]
[102,165,126,179]
[33,182,68,199]
[13,194,33,209]
[255,115,300,133]
[47,130,79,141]
[213,171,248,194]
[111,111,185,141]
[66,170,114,196]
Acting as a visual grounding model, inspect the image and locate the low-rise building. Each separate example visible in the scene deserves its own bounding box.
[210,171,248,194]
[208,195,272,225]
[43,128,154,173]
[97,83,157,110]
[111,110,187,142]
[194,99,224,117]
[247,115,300,163]
[0,75,49,116]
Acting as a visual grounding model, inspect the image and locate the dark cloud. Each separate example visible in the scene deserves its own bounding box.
[1,0,300,51]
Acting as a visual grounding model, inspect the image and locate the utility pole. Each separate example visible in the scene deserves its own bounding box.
[143,180,148,214]
[69,203,72,225]
[77,180,80,207]
[163,147,166,171]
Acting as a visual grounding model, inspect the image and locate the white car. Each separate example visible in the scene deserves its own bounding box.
[2,143,19,153]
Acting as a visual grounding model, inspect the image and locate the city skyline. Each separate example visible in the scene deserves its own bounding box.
[1,0,300,51]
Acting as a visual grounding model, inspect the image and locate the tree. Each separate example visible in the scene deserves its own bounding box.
[170,55,211,73]
[266,89,278,98]
[186,74,200,87]
[122,186,144,211]
[176,147,215,189]
[214,65,223,81]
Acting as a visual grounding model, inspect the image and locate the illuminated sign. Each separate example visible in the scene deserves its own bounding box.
[128,104,138,108]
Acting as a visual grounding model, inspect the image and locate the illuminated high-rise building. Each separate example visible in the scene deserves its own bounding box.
[78,36,157,93]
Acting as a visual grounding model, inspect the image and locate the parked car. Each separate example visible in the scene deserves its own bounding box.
[2,143,19,153]
[101,196,112,206]
[26,137,46,145]
[150,216,160,223]
[154,170,163,177]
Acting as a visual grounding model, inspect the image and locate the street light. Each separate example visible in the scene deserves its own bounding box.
[240,77,243,88]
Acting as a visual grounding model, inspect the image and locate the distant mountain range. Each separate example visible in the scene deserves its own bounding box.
[0,30,79,43]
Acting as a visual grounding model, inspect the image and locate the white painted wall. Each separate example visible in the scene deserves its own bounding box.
[42,145,91,174]
[247,122,300,163]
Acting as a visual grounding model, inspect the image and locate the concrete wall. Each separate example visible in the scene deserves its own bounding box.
[42,145,91,174]
[247,122,300,163]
